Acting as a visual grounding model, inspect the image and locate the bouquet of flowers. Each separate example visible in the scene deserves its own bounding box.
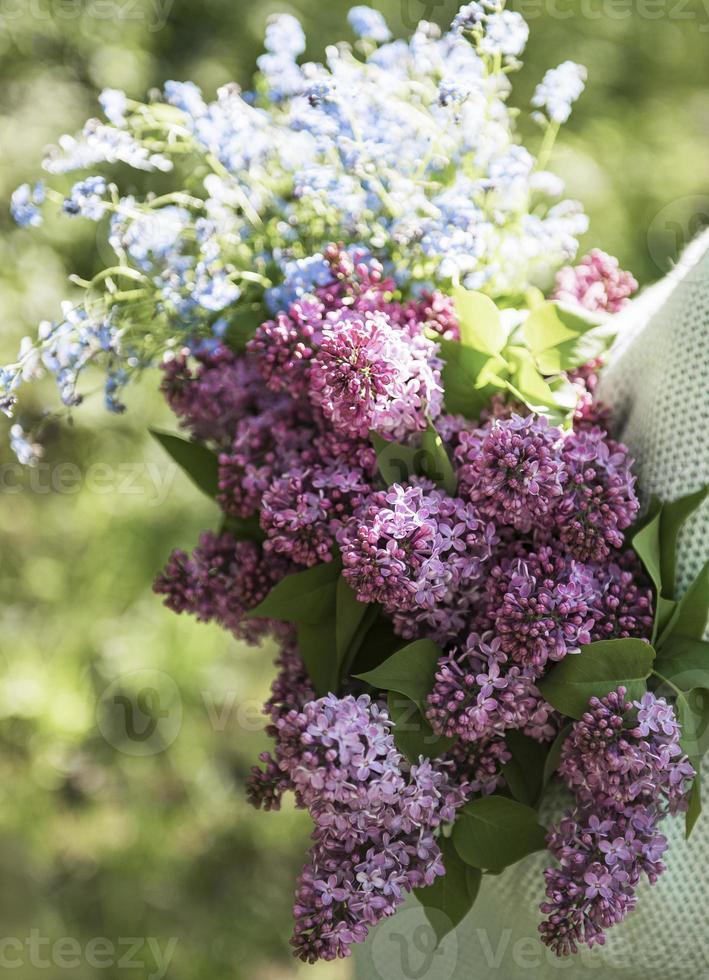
[6,1,709,966]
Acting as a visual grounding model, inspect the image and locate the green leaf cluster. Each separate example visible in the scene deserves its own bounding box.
[436,288,613,426]
[630,487,709,836]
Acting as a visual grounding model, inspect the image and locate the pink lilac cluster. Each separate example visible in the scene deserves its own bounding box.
[424,543,652,745]
[337,480,497,614]
[427,630,557,744]
[156,246,453,620]
[260,464,371,567]
[540,688,695,955]
[151,240,656,963]
[161,345,270,448]
[553,249,638,314]
[455,414,639,562]
[248,692,465,962]
[153,531,290,644]
[248,245,447,442]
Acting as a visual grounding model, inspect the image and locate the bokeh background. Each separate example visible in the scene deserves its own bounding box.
[0,0,707,977]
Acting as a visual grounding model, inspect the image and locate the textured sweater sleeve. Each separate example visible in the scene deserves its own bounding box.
[354,233,709,980]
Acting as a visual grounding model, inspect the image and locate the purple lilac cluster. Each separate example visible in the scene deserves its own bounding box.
[151,241,653,962]
[248,692,465,961]
[153,531,290,644]
[337,480,497,614]
[455,414,639,561]
[553,249,638,313]
[424,542,652,745]
[540,688,695,954]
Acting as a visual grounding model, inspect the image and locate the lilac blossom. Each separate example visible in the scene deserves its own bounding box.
[556,428,639,562]
[337,481,493,613]
[540,689,694,955]
[248,694,465,961]
[478,543,598,671]
[260,464,370,566]
[558,688,695,815]
[539,804,668,955]
[160,345,271,447]
[455,414,566,532]
[426,630,556,743]
[153,531,290,644]
[553,250,638,314]
[310,309,443,440]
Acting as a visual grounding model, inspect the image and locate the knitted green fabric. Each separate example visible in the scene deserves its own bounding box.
[355,232,709,980]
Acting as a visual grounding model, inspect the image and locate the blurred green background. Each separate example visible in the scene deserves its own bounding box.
[0,0,707,977]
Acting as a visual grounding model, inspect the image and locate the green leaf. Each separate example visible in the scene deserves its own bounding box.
[221,514,265,542]
[349,616,405,675]
[246,559,340,624]
[437,338,501,419]
[660,486,709,597]
[522,302,611,374]
[223,305,265,352]
[336,576,369,661]
[675,686,709,769]
[356,640,441,712]
[421,423,458,495]
[523,302,580,352]
[630,497,666,641]
[632,498,663,595]
[542,723,573,787]
[686,772,702,839]
[672,689,709,837]
[414,837,481,942]
[150,430,219,499]
[453,288,506,355]
[297,619,338,697]
[371,424,457,494]
[537,639,655,719]
[665,559,709,642]
[655,597,678,645]
[370,433,420,486]
[452,796,547,874]
[504,347,577,422]
[501,731,547,807]
[655,636,709,692]
[387,693,455,763]
[335,578,376,684]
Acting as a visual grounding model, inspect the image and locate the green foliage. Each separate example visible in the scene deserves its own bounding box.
[538,639,655,718]
[249,562,377,696]
[356,639,441,712]
[631,488,709,644]
[542,723,573,788]
[386,693,455,763]
[630,486,709,834]
[452,796,547,874]
[453,287,506,355]
[521,301,610,374]
[438,290,607,426]
[502,731,548,807]
[150,429,219,499]
[371,423,457,493]
[415,837,481,943]
[247,559,341,624]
